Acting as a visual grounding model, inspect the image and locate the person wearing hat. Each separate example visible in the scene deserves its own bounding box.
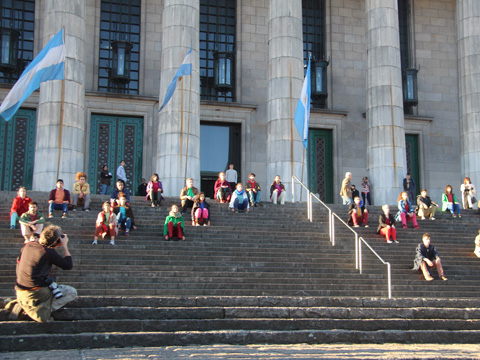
[4,225,77,322]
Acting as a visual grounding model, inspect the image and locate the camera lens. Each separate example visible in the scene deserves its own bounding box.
[61,234,65,239]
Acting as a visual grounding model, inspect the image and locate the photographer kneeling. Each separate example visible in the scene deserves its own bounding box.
[6,225,77,322]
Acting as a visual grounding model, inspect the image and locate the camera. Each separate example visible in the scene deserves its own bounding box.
[45,277,63,299]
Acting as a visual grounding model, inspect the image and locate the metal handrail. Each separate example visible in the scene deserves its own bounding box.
[359,237,392,299]
[291,175,392,298]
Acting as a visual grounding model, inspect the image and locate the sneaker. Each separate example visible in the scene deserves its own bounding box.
[431,217,436,220]
[48,213,54,219]
[452,214,457,218]
[421,216,425,220]
[62,213,67,219]
[394,240,399,243]
[458,215,462,218]
[403,225,408,229]
[151,203,155,207]
[10,226,15,230]
[92,239,98,245]
[425,275,434,281]
[72,206,76,212]
[125,231,130,236]
[85,208,90,212]
[364,225,369,228]
[353,225,360,228]
[109,240,115,245]
[387,240,393,244]
[441,276,448,281]
[414,226,420,229]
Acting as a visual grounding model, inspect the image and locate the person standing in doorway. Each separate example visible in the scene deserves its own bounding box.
[100,165,113,195]
[403,173,416,202]
[225,163,238,191]
[117,160,127,184]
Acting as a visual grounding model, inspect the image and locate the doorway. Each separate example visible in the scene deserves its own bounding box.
[308,129,334,203]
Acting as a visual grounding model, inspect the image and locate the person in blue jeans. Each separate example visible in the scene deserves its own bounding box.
[245,173,261,207]
[442,184,462,218]
[48,179,70,219]
[113,195,135,235]
[100,164,113,195]
[229,183,250,213]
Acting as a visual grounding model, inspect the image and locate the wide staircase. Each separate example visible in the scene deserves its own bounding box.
[0,191,479,351]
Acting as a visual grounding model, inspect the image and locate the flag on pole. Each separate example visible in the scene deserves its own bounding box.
[0,29,65,122]
[159,47,193,112]
[294,58,311,148]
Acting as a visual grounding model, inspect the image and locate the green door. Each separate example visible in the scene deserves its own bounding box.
[308,129,333,203]
[88,114,143,194]
[405,134,420,196]
[0,109,36,190]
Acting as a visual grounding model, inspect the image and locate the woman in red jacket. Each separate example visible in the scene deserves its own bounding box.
[10,187,32,230]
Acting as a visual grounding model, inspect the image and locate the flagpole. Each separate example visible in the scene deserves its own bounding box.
[184,72,192,182]
[56,78,65,181]
[179,77,184,178]
[289,61,295,200]
[300,146,305,201]
[56,28,66,181]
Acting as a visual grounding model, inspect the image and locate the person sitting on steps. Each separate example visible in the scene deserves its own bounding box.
[474,229,480,258]
[180,178,199,214]
[348,196,369,228]
[48,179,70,219]
[395,191,419,229]
[164,204,185,241]
[377,204,397,243]
[413,233,448,281]
[442,185,462,218]
[192,192,211,226]
[230,183,250,213]
[416,189,439,220]
[110,180,131,208]
[113,194,135,236]
[93,201,117,245]
[214,172,232,204]
[245,172,261,207]
[10,186,32,230]
[145,173,163,207]
[270,175,286,205]
[19,202,45,243]
[72,172,91,212]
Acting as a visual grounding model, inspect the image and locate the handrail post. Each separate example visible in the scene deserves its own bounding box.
[387,262,392,299]
[291,176,295,203]
[308,191,312,222]
[331,215,335,246]
[328,209,332,242]
[355,234,359,270]
[359,239,362,274]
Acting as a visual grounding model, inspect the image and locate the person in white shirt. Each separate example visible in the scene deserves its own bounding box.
[225,163,237,190]
[116,160,127,183]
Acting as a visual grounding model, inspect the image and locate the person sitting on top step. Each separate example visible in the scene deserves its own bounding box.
[72,172,91,212]
[214,172,232,204]
[270,175,286,205]
[245,172,261,207]
[413,233,448,281]
[180,178,199,214]
[395,191,419,229]
[230,183,250,213]
[192,192,211,226]
[442,185,462,218]
[416,188,439,220]
[145,173,163,207]
[48,179,70,219]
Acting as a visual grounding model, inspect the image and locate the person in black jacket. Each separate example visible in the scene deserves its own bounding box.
[4,225,77,322]
[348,196,369,227]
[377,204,397,243]
[413,233,448,281]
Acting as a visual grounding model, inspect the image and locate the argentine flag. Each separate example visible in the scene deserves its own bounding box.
[0,29,65,122]
[294,58,311,149]
[159,47,193,112]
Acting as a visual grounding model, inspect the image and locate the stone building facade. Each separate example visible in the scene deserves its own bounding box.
[0,0,478,205]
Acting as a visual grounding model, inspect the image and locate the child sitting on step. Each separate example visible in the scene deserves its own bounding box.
[19,201,45,243]
[230,183,250,213]
[164,204,185,241]
[192,192,210,226]
[113,194,135,236]
[93,201,117,245]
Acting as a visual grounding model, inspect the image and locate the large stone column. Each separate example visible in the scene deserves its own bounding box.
[266,0,305,201]
[366,0,406,204]
[457,0,480,182]
[33,0,86,191]
[157,0,200,196]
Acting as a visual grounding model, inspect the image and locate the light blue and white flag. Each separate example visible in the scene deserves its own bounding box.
[0,29,65,122]
[294,58,311,149]
[159,47,193,112]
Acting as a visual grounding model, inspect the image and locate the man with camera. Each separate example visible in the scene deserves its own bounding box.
[5,225,77,322]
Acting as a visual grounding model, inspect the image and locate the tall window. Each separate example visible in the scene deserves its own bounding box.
[398,0,417,114]
[302,0,327,108]
[98,0,140,94]
[199,0,236,102]
[0,0,34,84]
